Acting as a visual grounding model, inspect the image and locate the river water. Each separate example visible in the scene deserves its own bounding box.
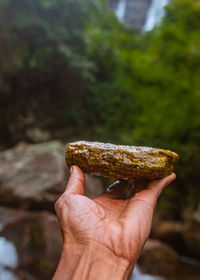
[131,264,165,280]
[0,237,18,280]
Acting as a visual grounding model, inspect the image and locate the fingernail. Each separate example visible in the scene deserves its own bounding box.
[70,166,74,175]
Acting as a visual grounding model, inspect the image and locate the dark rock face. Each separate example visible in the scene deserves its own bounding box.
[151,220,188,255]
[124,0,151,30]
[183,204,200,260]
[0,207,62,280]
[108,0,152,31]
[0,141,104,211]
[151,205,200,261]
[108,0,119,10]
[138,239,179,271]
[138,239,200,280]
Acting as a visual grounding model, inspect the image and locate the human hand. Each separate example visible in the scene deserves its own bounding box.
[53,166,176,280]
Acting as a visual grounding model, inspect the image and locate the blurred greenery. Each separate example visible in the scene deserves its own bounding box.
[0,0,200,218]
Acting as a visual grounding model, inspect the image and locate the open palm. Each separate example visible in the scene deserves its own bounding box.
[55,166,176,266]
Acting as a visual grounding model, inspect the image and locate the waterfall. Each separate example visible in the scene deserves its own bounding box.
[115,0,127,22]
[113,0,170,32]
[143,0,170,31]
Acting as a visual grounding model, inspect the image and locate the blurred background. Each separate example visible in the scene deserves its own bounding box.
[0,0,200,279]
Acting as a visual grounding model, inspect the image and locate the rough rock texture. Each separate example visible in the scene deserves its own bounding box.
[0,141,104,210]
[66,141,178,180]
[0,207,62,280]
[138,239,200,280]
[183,204,200,259]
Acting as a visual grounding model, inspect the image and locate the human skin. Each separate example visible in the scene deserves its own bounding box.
[53,166,176,280]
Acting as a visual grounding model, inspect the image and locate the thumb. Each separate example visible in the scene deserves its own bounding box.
[148,172,176,198]
[64,166,86,195]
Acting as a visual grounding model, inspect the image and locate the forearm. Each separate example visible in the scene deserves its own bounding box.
[53,243,132,280]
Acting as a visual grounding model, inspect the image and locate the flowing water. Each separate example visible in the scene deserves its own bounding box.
[143,0,170,31]
[115,0,127,22]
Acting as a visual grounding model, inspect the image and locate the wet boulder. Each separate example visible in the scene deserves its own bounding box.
[0,207,62,280]
[138,239,200,280]
[151,220,187,255]
[0,141,66,210]
[0,141,104,211]
[183,204,200,259]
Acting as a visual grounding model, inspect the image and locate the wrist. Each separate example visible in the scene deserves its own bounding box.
[53,242,132,280]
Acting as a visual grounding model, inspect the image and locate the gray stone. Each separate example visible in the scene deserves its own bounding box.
[0,141,104,210]
[0,141,66,210]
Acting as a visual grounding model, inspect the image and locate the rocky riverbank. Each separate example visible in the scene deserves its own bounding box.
[0,141,200,279]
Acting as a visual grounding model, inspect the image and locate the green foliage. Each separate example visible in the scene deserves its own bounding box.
[0,0,102,144]
[0,0,200,218]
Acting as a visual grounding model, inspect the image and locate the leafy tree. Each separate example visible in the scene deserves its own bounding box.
[115,0,200,217]
[0,0,102,144]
